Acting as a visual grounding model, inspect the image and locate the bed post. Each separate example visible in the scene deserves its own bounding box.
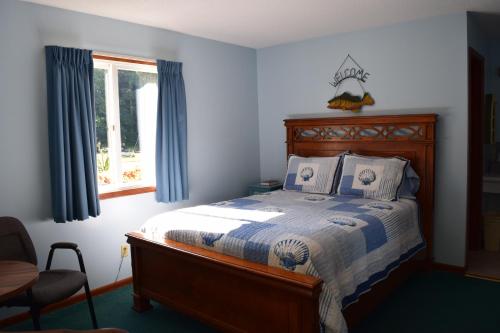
[129,241,153,312]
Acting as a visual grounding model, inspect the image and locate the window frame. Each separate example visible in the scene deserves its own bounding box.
[93,56,158,199]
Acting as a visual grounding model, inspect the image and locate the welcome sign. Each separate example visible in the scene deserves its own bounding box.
[328,54,375,112]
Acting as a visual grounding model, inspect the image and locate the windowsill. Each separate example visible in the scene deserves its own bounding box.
[99,186,156,200]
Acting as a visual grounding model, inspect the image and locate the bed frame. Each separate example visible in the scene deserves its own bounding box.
[126,114,437,332]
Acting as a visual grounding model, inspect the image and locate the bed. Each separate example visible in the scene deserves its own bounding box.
[126,114,437,332]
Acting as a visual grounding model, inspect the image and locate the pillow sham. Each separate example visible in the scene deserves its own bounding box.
[284,155,340,194]
[337,154,408,201]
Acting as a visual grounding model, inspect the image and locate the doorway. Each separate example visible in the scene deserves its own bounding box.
[466,47,500,280]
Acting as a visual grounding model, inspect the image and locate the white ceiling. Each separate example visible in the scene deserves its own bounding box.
[21,0,500,48]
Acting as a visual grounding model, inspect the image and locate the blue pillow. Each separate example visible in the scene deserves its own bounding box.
[331,150,351,195]
[398,165,420,199]
[284,155,340,194]
[337,155,408,201]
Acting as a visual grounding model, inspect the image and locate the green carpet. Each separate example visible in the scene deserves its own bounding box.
[5,271,500,332]
[352,271,500,333]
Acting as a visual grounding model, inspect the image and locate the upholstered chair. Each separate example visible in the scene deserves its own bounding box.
[0,216,98,330]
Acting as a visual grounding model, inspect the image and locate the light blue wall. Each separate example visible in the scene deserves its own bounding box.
[0,0,259,318]
[257,14,469,266]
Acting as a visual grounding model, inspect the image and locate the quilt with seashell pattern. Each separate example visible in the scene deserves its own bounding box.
[140,190,423,333]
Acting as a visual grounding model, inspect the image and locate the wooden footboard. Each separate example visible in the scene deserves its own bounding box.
[127,232,323,333]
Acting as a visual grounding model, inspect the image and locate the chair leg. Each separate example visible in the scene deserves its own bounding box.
[30,305,41,331]
[84,281,98,329]
[27,288,41,331]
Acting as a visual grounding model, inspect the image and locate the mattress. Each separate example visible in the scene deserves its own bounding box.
[140,190,424,333]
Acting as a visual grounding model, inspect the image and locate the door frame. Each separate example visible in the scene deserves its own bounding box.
[466,47,485,260]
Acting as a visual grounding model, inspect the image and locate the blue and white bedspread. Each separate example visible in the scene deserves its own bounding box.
[140,190,424,333]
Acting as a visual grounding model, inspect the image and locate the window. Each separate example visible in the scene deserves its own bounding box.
[93,55,158,198]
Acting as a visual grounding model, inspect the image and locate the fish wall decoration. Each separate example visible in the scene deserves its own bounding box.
[328,54,375,112]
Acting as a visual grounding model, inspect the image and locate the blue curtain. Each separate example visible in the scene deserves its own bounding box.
[155,60,188,202]
[45,46,100,223]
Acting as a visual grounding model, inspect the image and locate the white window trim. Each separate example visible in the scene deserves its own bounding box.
[94,59,158,195]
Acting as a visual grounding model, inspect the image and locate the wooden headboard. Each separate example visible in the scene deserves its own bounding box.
[284,114,437,263]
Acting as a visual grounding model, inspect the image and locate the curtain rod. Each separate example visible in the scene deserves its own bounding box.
[93,51,156,66]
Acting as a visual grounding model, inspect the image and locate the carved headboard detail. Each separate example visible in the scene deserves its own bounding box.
[294,123,427,141]
[284,114,437,263]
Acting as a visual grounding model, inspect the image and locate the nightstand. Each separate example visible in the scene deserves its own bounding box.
[248,183,283,196]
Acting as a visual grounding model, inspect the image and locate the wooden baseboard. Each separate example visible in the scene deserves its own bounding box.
[465,272,500,283]
[0,276,132,329]
[431,262,466,274]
